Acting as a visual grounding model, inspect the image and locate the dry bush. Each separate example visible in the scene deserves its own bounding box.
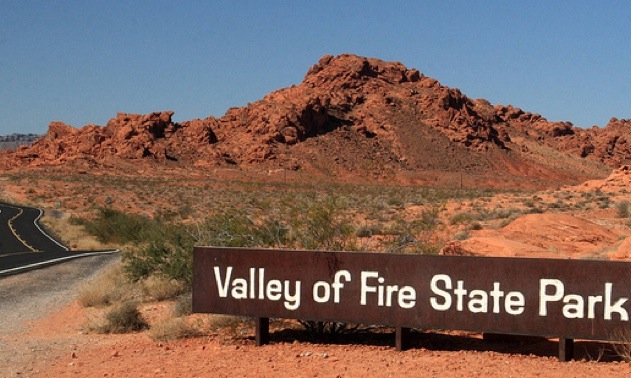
[196,314,253,340]
[148,317,201,342]
[612,328,631,362]
[95,301,149,334]
[616,201,630,218]
[206,314,250,331]
[173,292,193,317]
[141,275,187,302]
[77,264,136,307]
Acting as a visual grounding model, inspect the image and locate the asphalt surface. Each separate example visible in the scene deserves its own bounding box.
[0,202,117,276]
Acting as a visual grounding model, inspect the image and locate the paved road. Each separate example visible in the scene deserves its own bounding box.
[0,202,117,275]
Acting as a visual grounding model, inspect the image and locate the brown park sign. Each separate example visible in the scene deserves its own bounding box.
[193,247,631,360]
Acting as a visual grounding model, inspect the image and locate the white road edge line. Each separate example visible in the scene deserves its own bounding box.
[33,207,69,251]
[0,250,119,276]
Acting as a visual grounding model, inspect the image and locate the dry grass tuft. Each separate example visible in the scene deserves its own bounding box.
[148,317,201,342]
[94,301,149,334]
[173,293,193,317]
[612,328,631,362]
[141,275,187,302]
[77,263,135,307]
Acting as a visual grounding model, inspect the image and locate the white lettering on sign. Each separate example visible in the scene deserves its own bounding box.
[429,274,525,315]
[313,270,351,303]
[360,271,416,309]
[538,279,629,320]
[211,266,630,323]
[213,266,302,310]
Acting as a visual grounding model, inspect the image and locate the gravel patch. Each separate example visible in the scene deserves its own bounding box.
[0,254,120,377]
[0,253,119,333]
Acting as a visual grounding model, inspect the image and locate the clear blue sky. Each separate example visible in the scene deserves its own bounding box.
[1,1,629,135]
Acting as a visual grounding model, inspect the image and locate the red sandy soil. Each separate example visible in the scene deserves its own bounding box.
[2,302,630,377]
[1,170,631,376]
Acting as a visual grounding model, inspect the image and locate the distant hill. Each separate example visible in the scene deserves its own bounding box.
[1,54,629,189]
[0,133,41,151]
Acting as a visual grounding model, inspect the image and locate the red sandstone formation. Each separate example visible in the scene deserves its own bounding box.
[2,54,628,186]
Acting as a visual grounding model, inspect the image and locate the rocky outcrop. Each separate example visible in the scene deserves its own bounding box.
[2,54,629,181]
[9,111,217,165]
[496,105,631,166]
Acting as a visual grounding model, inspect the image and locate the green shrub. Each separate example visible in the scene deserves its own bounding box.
[483,207,522,221]
[288,195,357,251]
[124,237,194,288]
[77,208,160,244]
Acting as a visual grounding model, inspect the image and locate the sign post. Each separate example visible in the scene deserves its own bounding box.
[193,247,631,361]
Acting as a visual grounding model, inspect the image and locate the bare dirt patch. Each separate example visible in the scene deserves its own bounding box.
[0,254,119,377]
[20,313,631,377]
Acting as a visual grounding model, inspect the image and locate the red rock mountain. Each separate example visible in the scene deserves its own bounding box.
[2,54,629,188]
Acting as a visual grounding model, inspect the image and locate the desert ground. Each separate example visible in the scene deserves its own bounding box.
[1,163,631,377]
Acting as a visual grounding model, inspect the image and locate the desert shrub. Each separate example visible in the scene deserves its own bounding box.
[383,208,441,254]
[76,208,161,244]
[124,236,194,288]
[450,212,480,225]
[526,206,544,214]
[148,317,201,342]
[124,195,359,286]
[483,207,522,221]
[287,195,357,251]
[523,200,536,208]
[200,315,253,340]
[356,223,383,238]
[142,275,187,301]
[548,200,569,210]
[173,292,193,317]
[77,264,132,307]
[612,328,631,362]
[299,320,362,338]
[470,222,483,230]
[616,201,630,218]
[78,281,117,307]
[191,211,264,248]
[387,197,405,207]
[454,231,469,241]
[596,195,611,209]
[97,302,148,334]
